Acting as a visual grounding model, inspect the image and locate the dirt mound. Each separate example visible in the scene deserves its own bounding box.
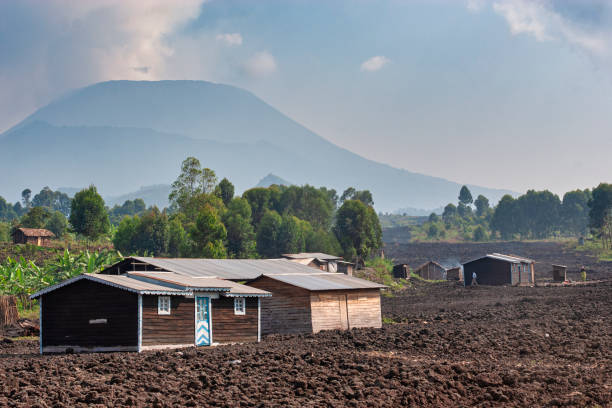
[1,282,610,407]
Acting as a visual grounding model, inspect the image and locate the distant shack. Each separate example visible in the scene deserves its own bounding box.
[12,228,55,247]
[463,253,535,286]
[282,253,355,275]
[414,261,463,281]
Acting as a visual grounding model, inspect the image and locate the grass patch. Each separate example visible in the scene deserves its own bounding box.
[12,336,38,341]
[18,303,39,320]
[362,257,410,294]
[382,317,399,324]
[409,272,445,284]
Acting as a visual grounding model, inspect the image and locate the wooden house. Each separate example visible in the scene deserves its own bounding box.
[413,261,463,281]
[30,271,270,354]
[12,228,55,246]
[31,257,385,353]
[462,253,535,286]
[248,273,385,335]
[101,257,382,335]
[282,253,355,275]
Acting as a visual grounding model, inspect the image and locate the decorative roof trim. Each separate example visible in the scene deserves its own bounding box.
[222,293,272,298]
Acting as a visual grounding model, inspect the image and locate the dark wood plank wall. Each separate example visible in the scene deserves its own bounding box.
[416,262,446,280]
[41,279,137,347]
[211,297,258,343]
[142,295,194,346]
[248,276,313,335]
[464,258,511,285]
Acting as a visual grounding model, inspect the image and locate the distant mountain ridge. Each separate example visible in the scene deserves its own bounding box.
[256,174,292,188]
[0,80,516,211]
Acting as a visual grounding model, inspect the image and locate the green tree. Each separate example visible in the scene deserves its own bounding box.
[473,225,487,242]
[278,214,306,254]
[340,187,374,206]
[109,199,146,225]
[132,208,170,256]
[243,188,272,228]
[223,198,257,258]
[188,205,226,258]
[516,190,561,239]
[113,216,139,254]
[21,189,32,209]
[69,186,110,239]
[20,206,51,229]
[491,195,518,240]
[168,217,188,257]
[304,228,342,255]
[588,183,612,249]
[458,185,473,205]
[45,211,68,238]
[169,157,218,215]
[474,195,490,217]
[428,213,440,223]
[0,222,10,242]
[561,189,590,236]
[333,200,382,263]
[442,203,457,224]
[31,187,72,216]
[256,210,282,258]
[0,196,18,221]
[215,178,235,207]
[427,223,439,239]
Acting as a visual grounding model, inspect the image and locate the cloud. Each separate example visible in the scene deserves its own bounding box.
[360,56,390,72]
[0,0,206,132]
[466,0,486,13]
[492,0,611,58]
[243,51,277,78]
[216,33,243,46]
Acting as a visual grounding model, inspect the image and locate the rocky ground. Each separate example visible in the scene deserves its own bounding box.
[1,280,610,407]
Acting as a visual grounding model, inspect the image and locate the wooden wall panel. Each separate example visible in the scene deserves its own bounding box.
[42,279,137,348]
[248,276,313,335]
[211,297,258,343]
[310,293,346,333]
[141,295,194,346]
[346,289,382,329]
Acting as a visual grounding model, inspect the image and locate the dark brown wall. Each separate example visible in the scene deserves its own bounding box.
[463,258,511,285]
[41,279,137,347]
[141,295,194,346]
[248,276,313,335]
[211,297,258,343]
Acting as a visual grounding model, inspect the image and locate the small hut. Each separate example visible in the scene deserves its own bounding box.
[282,253,355,275]
[392,264,409,279]
[552,264,567,282]
[414,261,463,281]
[12,228,55,246]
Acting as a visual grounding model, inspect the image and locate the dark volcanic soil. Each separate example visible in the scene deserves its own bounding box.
[385,241,612,281]
[1,282,610,407]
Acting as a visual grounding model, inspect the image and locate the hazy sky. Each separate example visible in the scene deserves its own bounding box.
[1,0,611,195]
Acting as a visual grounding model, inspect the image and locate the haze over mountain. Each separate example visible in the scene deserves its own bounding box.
[0,80,514,212]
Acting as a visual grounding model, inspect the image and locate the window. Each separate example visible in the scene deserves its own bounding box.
[234,297,245,315]
[158,296,171,315]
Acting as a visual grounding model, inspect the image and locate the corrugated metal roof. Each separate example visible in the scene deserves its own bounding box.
[129,257,325,280]
[282,253,342,260]
[127,272,270,296]
[264,273,386,291]
[30,274,192,299]
[463,253,534,265]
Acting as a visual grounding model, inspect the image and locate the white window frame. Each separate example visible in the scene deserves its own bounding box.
[158,296,171,315]
[234,297,246,315]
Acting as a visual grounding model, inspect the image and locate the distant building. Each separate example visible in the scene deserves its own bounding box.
[12,228,55,246]
[413,261,463,281]
[392,264,409,279]
[552,264,567,282]
[282,253,355,275]
[462,253,535,286]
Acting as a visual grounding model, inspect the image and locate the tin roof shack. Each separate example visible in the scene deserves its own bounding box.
[12,228,55,246]
[248,273,385,335]
[462,253,535,286]
[30,272,270,354]
[100,257,385,337]
[414,261,463,281]
[282,252,354,275]
[552,264,567,282]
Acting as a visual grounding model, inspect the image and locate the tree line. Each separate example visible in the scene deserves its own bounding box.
[420,183,610,245]
[0,157,383,263]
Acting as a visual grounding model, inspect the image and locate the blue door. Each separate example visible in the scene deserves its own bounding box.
[195,296,211,346]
